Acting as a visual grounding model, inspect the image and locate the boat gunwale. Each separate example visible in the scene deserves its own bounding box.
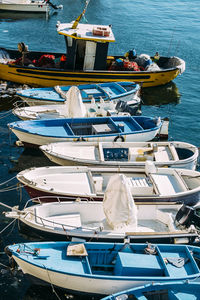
[9,243,200,281]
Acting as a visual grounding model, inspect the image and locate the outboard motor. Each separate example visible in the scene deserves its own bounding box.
[115,100,140,116]
[175,205,200,229]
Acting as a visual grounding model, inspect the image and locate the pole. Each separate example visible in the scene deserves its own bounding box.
[72,0,90,29]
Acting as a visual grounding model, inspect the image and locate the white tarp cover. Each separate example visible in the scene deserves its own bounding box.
[103,174,137,231]
[64,86,87,118]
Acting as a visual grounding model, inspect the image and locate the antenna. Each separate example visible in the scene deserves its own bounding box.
[167,26,176,56]
[72,0,90,29]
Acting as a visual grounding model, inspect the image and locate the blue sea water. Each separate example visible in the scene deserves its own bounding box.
[0,0,199,299]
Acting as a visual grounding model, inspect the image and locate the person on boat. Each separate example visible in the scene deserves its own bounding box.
[153,52,160,63]
[125,49,137,61]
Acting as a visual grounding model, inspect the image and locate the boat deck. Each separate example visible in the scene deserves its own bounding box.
[14,243,200,279]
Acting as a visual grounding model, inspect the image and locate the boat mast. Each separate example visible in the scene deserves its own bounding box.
[72,0,90,29]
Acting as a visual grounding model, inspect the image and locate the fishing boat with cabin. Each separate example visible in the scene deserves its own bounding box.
[0,1,185,88]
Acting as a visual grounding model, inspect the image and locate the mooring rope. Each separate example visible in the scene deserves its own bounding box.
[0,261,9,269]
[0,176,17,186]
[43,264,62,300]
[0,110,13,119]
[0,218,16,235]
[0,184,21,192]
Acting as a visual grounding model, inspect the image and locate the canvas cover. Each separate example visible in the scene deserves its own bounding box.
[103,174,137,231]
[64,86,87,118]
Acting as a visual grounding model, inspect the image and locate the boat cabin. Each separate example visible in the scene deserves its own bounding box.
[57,22,115,71]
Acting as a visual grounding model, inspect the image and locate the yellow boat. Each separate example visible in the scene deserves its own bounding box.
[0,3,185,88]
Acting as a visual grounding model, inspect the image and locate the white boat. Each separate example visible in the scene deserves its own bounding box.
[0,0,61,13]
[5,241,200,296]
[13,86,138,121]
[40,140,199,170]
[16,81,141,107]
[5,174,199,244]
[16,161,200,206]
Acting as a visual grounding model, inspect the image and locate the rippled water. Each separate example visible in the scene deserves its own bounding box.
[0,0,199,299]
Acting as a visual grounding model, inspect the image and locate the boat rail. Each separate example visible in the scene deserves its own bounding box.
[24,195,95,208]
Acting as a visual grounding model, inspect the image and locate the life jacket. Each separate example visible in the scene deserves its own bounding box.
[60,55,66,62]
[37,54,55,67]
[123,60,140,71]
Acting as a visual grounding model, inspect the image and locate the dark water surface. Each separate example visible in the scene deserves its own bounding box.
[0,0,200,299]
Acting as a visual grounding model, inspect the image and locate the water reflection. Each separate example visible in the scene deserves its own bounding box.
[9,148,55,173]
[141,82,181,106]
[0,10,59,21]
[23,284,100,300]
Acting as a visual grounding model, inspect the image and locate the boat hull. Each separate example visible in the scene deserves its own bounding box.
[42,145,198,170]
[22,184,200,206]
[44,152,197,170]
[9,255,200,296]
[18,91,140,107]
[18,219,198,245]
[0,62,181,88]
[0,3,49,12]
[101,281,200,300]
[10,127,161,147]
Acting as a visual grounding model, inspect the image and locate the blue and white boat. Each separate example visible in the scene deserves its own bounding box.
[13,85,139,121]
[101,280,200,300]
[16,81,141,107]
[5,241,200,297]
[8,115,162,147]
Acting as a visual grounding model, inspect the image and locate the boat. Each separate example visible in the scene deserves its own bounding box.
[13,85,131,121]
[101,280,200,300]
[40,140,199,170]
[16,81,141,107]
[5,173,200,244]
[5,240,200,296]
[16,161,200,205]
[0,1,185,88]
[8,115,163,147]
[0,0,62,13]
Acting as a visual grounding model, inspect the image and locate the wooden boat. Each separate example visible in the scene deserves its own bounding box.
[40,140,199,170]
[5,172,200,243]
[5,241,200,296]
[16,81,141,107]
[0,0,61,13]
[101,281,200,300]
[0,2,185,87]
[8,115,162,147]
[16,162,200,205]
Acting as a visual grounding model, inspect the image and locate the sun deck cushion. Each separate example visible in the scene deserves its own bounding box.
[114,252,163,276]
